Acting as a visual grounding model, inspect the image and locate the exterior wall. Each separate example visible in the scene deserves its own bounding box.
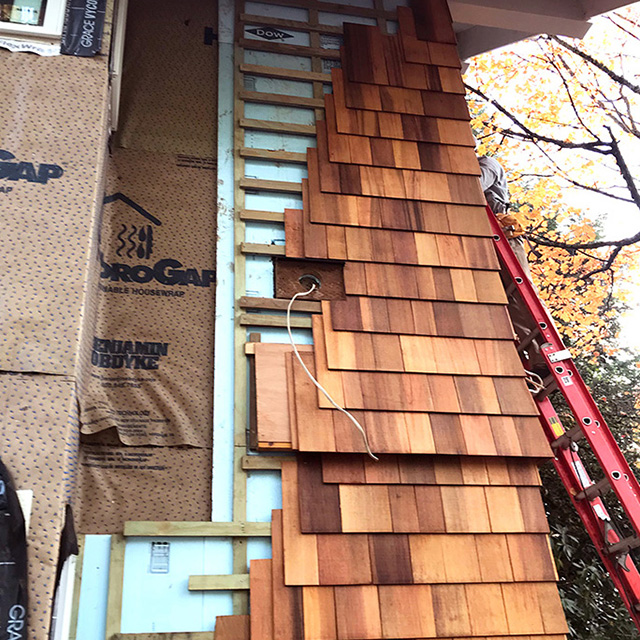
[0,26,111,640]
[0,51,110,375]
[84,0,403,636]
[212,0,408,627]
[219,0,567,638]
[0,0,597,637]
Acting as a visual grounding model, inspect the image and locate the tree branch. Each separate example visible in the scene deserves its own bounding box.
[606,126,640,210]
[539,41,602,140]
[549,35,640,96]
[479,117,635,204]
[527,228,640,251]
[465,83,611,152]
[582,246,623,278]
[605,13,640,45]
[468,36,640,277]
[527,233,629,279]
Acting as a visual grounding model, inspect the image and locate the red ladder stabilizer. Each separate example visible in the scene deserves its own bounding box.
[488,207,640,628]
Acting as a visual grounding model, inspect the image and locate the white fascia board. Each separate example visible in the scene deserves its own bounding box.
[449,1,590,38]
[456,24,535,59]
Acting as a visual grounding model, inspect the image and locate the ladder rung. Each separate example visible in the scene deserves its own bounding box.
[606,535,640,557]
[517,328,541,353]
[536,377,557,401]
[551,424,585,450]
[575,477,611,501]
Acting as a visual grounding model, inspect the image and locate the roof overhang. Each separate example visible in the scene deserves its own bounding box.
[450,0,637,59]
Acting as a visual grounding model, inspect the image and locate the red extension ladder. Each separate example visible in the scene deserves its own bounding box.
[489,208,640,630]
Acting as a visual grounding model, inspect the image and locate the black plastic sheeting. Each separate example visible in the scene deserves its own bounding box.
[0,458,27,640]
[55,506,78,589]
[61,0,107,57]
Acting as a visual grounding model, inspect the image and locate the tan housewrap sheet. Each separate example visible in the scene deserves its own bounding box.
[0,52,109,375]
[79,149,216,447]
[76,443,212,533]
[0,374,78,640]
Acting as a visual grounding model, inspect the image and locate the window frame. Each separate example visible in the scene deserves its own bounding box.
[0,0,67,39]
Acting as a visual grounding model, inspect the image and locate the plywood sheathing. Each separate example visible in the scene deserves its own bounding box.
[240,2,568,639]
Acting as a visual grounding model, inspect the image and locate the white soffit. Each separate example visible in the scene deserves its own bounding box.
[450,0,638,59]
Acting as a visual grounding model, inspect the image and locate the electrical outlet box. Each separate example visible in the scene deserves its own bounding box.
[274,258,346,301]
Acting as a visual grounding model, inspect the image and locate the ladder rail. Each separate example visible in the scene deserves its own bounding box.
[538,397,640,626]
[488,208,640,623]
[488,214,640,533]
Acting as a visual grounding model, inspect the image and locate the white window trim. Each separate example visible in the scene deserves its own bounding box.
[0,0,67,39]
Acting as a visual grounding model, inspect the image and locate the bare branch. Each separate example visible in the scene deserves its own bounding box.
[606,13,640,43]
[595,88,640,139]
[482,122,636,204]
[465,83,611,152]
[527,227,640,251]
[582,246,624,278]
[606,126,640,210]
[517,173,555,179]
[537,41,602,140]
[550,35,640,96]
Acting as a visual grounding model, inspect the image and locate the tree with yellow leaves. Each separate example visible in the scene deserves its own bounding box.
[465,8,640,358]
[465,11,640,638]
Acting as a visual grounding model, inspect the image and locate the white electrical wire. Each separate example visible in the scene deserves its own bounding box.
[524,369,545,395]
[286,283,379,461]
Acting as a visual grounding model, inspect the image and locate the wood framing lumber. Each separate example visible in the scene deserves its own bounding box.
[123,522,272,537]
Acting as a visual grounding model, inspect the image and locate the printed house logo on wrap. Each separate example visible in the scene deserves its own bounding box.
[100,192,215,289]
[0,149,64,193]
[115,217,154,260]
